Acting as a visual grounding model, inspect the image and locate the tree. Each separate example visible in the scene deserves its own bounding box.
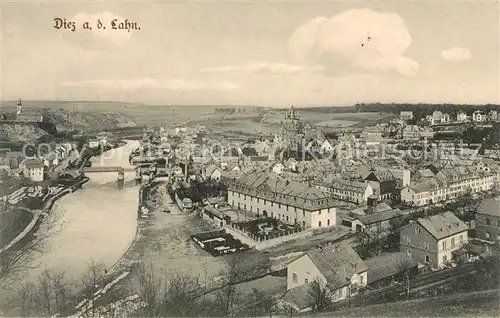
[238,288,275,317]
[6,269,75,317]
[0,206,64,285]
[307,279,332,313]
[79,260,107,318]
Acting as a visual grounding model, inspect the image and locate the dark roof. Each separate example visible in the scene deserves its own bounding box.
[417,211,468,240]
[477,198,500,217]
[357,209,403,225]
[306,244,367,289]
[282,283,314,311]
[364,252,418,284]
[229,171,336,211]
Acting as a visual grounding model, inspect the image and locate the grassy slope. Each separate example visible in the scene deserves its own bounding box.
[316,289,500,317]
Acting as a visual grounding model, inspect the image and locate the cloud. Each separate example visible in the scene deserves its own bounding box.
[289,9,419,76]
[440,47,472,61]
[201,62,325,75]
[61,78,239,91]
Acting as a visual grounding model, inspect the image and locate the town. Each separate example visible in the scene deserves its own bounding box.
[1,2,499,317]
[2,100,499,317]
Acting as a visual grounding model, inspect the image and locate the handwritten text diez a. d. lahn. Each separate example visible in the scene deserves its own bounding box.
[53,18,140,32]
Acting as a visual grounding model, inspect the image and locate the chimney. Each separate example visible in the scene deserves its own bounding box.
[366,195,378,214]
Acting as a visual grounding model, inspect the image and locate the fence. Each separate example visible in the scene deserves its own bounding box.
[224,223,312,250]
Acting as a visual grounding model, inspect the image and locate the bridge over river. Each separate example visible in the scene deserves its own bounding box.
[83,166,136,173]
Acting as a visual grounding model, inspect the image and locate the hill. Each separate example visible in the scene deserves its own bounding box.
[314,289,500,317]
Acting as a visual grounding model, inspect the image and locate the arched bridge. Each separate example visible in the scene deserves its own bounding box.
[83,166,136,173]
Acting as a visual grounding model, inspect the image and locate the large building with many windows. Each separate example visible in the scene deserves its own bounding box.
[227,172,337,229]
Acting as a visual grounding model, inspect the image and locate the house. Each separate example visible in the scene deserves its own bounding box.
[399,212,469,269]
[16,111,44,122]
[0,156,10,171]
[315,178,373,204]
[20,157,44,182]
[204,163,223,181]
[440,113,451,123]
[364,252,418,289]
[456,111,468,122]
[475,198,500,243]
[88,139,100,148]
[488,110,498,122]
[43,152,59,169]
[320,139,334,153]
[365,169,397,200]
[400,111,414,121]
[349,205,403,233]
[228,172,337,229]
[473,110,486,122]
[272,162,285,175]
[283,244,368,311]
[401,125,435,140]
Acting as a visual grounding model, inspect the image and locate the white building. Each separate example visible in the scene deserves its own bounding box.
[473,110,486,122]
[400,212,468,269]
[20,157,44,182]
[401,167,495,207]
[282,244,367,312]
[400,111,414,121]
[456,111,468,122]
[228,172,337,229]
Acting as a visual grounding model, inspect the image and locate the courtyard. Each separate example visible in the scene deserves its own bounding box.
[233,217,303,241]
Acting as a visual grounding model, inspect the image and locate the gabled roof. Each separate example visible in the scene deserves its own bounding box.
[417,211,468,240]
[305,244,367,289]
[23,157,44,169]
[357,209,403,225]
[477,198,500,217]
[282,283,314,311]
[364,252,417,284]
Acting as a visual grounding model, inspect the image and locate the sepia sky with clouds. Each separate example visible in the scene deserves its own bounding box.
[1,0,499,106]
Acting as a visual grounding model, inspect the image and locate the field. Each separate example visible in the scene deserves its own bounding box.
[316,289,500,317]
[262,111,393,127]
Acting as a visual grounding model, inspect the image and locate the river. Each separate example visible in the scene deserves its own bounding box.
[26,140,140,280]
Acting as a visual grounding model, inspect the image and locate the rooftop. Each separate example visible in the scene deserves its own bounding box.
[305,244,367,289]
[477,197,500,217]
[417,211,468,240]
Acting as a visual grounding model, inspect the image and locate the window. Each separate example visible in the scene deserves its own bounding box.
[359,275,364,285]
[271,202,273,207]
[486,217,491,226]
[339,288,343,298]
[292,273,298,283]
[407,249,412,256]
[319,221,322,227]
[319,210,321,215]
[451,237,455,247]
[302,210,304,217]
[415,227,421,234]
[257,198,259,203]
[497,219,500,228]
[278,204,281,209]
[264,200,266,205]
[459,235,463,243]
[442,255,447,263]
[304,278,308,284]
[327,219,330,226]
[424,241,429,250]
[425,255,430,263]
[406,236,412,244]
[442,240,447,250]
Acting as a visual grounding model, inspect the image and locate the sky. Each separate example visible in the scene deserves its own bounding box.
[1,0,499,106]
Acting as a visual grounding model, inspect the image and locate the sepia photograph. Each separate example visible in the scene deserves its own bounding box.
[0,0,499,317]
